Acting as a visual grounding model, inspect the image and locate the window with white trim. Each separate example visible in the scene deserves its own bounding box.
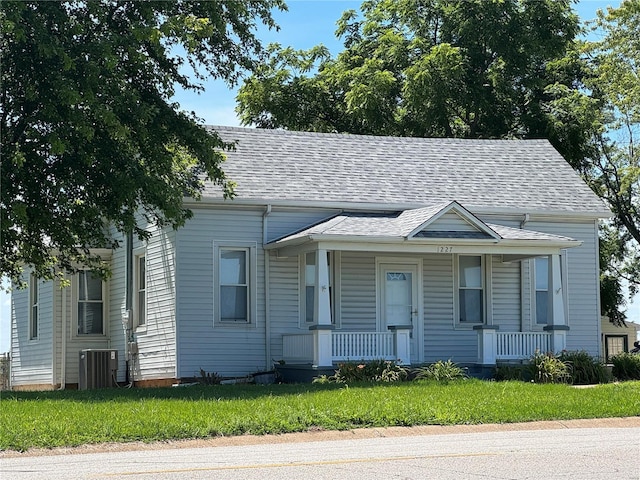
[457,255,484,324]
[214,243,256,325]
[135,253,146,327]
[534,257,549,325]
[532,254,568,328]
[29,273,39,340]
[77,271,104,335]
[300,251,338,326]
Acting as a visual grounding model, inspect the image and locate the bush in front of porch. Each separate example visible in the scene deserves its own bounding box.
[495,350,612,385]
[611,352,640,381]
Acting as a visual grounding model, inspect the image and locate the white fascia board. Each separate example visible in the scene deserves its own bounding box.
[270,234,580,258]
[184,197,611,219]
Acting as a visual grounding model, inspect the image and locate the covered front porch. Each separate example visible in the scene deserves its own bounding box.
[266,202,578,375]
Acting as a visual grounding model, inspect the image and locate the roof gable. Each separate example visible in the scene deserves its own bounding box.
[405,201,501,240]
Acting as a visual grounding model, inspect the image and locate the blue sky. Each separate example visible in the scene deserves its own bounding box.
[2,0,636,353]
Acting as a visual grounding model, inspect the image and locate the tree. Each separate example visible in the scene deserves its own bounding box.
[237,0,590,164]
[549,1,640,324]
[587,1,640,307]
[1,0,285,285]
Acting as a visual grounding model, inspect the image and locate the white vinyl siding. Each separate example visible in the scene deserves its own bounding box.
[176,208,265,378]
[126,226,177,382]
[10,272,55,387]
[491,256,520,332]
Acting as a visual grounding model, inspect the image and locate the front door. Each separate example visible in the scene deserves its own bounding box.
[379,262,421,363]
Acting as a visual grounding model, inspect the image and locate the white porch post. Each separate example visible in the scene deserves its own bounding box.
[543,254,568,353]
[474,325,499,365]
[311,249,334,367]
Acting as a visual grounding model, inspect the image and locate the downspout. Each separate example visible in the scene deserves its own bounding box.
[263,204,272,370]
[59,273,67,390]
[124,230,133,385]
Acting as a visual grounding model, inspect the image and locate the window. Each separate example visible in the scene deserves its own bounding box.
[605,335,627,362]
[220,249,248,322]
[214,243,256,325]
[458,255,484,323]
[77,271,104,335]
[29,274,38,340]
[300,251,337,326]
[135,254,146,327]
[535,257,549,325]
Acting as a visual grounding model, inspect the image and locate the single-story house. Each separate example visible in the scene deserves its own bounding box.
[10,126,610,389]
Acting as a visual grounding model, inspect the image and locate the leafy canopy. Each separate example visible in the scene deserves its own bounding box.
[237,0,587,164]
[1,0,285,284]
[585,1,640,322]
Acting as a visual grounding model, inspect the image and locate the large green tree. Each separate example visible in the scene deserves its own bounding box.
[1,0,285,284]
[588,1,640,321]
[237,0,591,165]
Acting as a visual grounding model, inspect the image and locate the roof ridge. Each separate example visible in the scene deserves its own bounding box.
[209,125,554,144]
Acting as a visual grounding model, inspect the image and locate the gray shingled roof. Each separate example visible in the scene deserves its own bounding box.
[205,126,609,216]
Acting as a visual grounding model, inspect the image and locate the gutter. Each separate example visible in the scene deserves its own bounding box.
[182,197,612,220]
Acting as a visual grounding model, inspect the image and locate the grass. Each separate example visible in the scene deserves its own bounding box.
[1,380,639,452]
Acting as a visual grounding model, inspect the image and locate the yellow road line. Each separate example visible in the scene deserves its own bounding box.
[97,452,499,477]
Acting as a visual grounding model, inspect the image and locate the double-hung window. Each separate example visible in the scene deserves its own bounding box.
[535,256,549,325]
[77,271,104,335]
[29,273,39,340]
[458,255,484,324]
[300,251,338,326]
[532,254,568,327]
[135,253,146,328]
[214,242,256,326]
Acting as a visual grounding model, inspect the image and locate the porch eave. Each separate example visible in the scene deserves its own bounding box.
[267,234,581,258]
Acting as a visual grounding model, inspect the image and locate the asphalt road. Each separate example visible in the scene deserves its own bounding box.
[2,420,639,479]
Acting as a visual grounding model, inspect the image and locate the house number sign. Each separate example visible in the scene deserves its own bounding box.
[437,246,454,253]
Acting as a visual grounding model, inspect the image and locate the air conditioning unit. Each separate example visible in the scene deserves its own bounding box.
[79,349,118,390]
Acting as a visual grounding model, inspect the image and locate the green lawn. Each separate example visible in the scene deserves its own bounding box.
[1,380,639,452]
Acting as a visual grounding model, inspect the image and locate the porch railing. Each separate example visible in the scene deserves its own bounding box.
[282,332,397,363]
[332,332,395,361]
[496,332,552,360]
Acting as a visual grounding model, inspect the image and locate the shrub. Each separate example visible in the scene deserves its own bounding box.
[611,352,640,381]
[413,360,467,382]
[198,368,222,385]
[528,351,571,384]
[494,364,530,382]
[328,359,409,383]
[558,350,612,385]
